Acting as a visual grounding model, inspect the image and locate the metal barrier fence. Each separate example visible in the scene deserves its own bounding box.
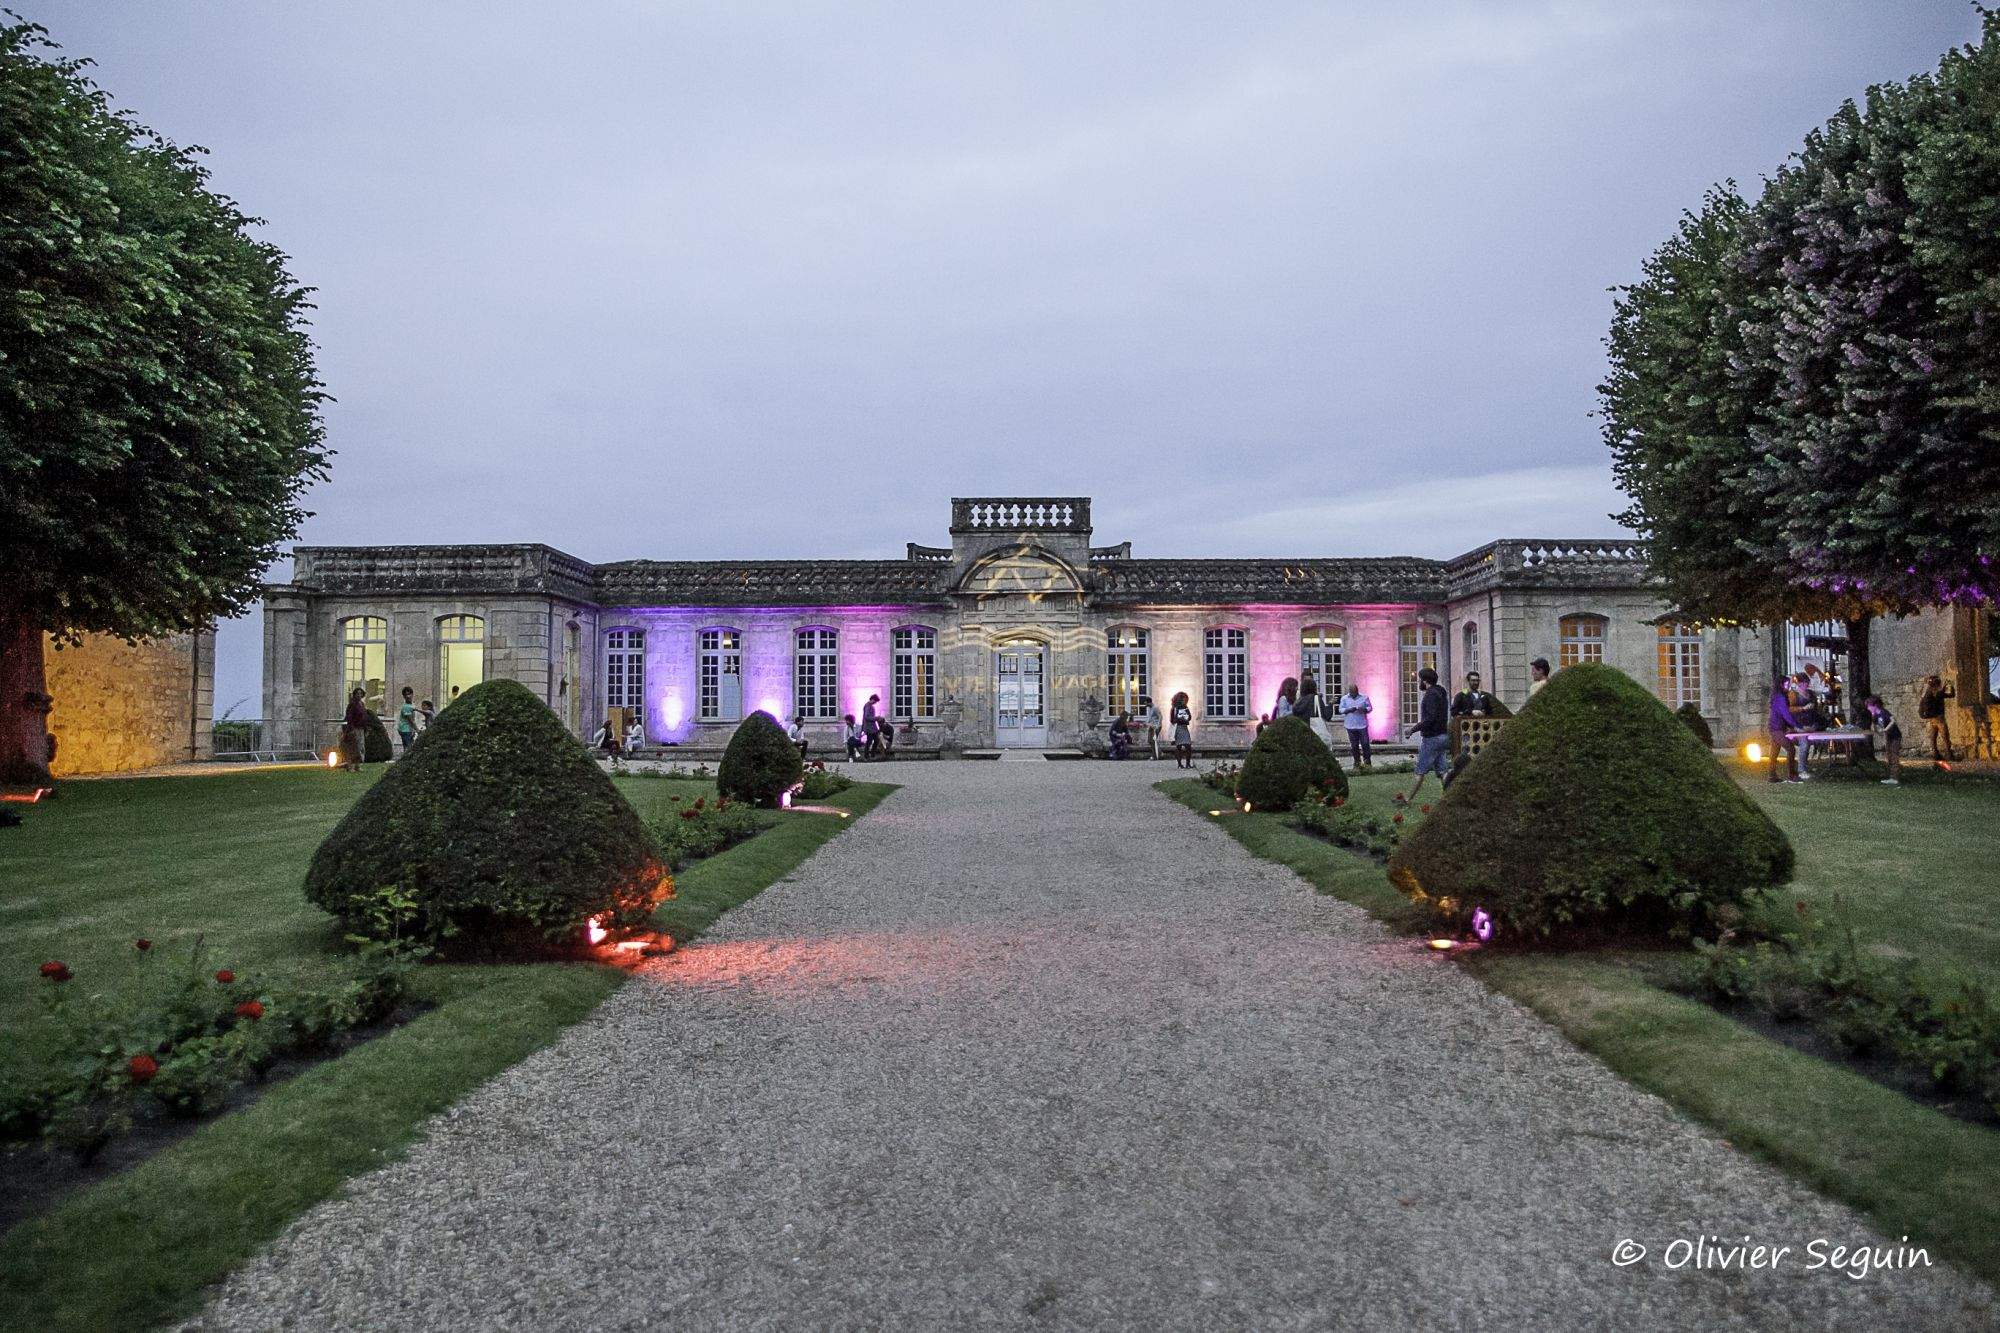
[209,718,343,763]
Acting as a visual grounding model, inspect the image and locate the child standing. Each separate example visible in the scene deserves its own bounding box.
[1866,696,1902,786]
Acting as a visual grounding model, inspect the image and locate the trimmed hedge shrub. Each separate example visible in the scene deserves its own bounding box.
[718,710,803,808]
[362,710,394,763]
[1388,663,1792,942]
[1236,716,1341,811]
[1676,702,1715,748]
[305,679,670,953]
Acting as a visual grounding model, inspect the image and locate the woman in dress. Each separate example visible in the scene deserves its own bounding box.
[1170,691,1194,768]
[1295,669,1334,744]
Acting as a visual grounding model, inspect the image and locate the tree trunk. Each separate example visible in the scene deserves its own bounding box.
[1844,616,1874,761]
[0,608,55,788]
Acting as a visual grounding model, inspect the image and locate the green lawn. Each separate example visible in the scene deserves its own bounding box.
[1160,770,2000,1285]
[0,765,892,1332]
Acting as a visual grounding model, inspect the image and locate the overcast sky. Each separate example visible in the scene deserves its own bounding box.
[27,1,1983,714]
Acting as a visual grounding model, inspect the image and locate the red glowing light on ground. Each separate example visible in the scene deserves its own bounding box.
[585,915,609,946]
[0,788,53,804]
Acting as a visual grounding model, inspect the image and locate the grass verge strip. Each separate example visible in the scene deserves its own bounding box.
[1157,776,2000,1287]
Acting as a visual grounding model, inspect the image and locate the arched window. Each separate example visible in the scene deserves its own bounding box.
[795,627,838,721]
[1300,625,1344,697]
[436,615,485,705]
[339,616,388,714]
[697,629,741,722]
[1462,620,1480,680]
[1107,626,1150,718]
[1559,614,1606,667]
[604,628,645,727]
[893,626,937,721]
[1657,622,1703,708]
[1398,623,1440,729]
[1203,627,1248,720]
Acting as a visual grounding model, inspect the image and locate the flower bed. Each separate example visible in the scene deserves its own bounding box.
[648,794,763,870]
[1680,907,2000,1121]
[1293,787,1431,860]
[3,937,423,1166]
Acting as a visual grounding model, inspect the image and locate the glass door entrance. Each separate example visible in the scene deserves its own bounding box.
[994,643,1047,747]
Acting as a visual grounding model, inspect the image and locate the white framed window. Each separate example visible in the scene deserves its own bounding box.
[340,616,388,715]
[1399,623,1440,729]
[795,627,838,721]
[1203,627,1248,720]
[436,614,484,706]
[1300,624,1345,697]
[603,628,645,725]
[1559,614,1606,668]
[1107,626,1150,719]
[892,626,937,721]
[1462,620,1480,679]
[1657,622,1703,709]
[698,628,741,722]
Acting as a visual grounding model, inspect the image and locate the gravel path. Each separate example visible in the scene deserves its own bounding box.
[191,762,1991,1331]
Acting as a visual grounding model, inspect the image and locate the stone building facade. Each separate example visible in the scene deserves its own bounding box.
[263,497,1787,754]
[44,630,214,776]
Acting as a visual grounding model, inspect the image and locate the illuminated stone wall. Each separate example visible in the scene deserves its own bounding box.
[44,631,213,776]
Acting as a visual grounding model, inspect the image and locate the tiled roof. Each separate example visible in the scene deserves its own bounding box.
[593,560,949,607]
[1091,558,1450,605]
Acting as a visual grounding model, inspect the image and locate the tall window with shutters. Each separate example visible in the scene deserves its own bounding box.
[1203,627,1248,720]
[794,628,839,721]
[603,628,645,726]
[1107,626,1150,718]
[892,626,937,721]
[1398,623,1440,731]
[1657,622,1703,709]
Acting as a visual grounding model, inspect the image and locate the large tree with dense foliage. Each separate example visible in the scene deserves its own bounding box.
[1602,13,2000,690]
[0,21,327,784]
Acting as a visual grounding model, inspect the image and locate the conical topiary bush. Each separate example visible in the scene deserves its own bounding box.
[305,678,670,954]
[1236,716,1343,811]
[1388,662,1791,942]
[719,710,804,807]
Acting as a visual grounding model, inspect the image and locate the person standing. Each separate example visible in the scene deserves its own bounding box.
[395,686,419,755]
[1297,671,1334,744]
[1865,696,1902,785]
[1338,684,1373,767]
[1273,677,1298,721]
[1170,691,1194,769]
[1528,658,1551,696]
[1767,677,1801,784]
[1405,668,1450,797]
[340,687,367,772]
[1918,674,1956,761]
[1142,696,1163,760]
[1450,672,1495,717]
[861,693,883,757]
[419,698,437,732]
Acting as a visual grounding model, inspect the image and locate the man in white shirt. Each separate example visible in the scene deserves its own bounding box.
[1338,686,1372,768]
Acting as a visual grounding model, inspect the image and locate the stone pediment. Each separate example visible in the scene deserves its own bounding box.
[953,546,1085,599]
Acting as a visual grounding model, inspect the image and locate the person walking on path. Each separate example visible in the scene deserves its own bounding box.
[1272,677,1298,721]
[1865,696,1903,785]
[861,694,883,757]
[1338,684,1373,767]
[1142,696,1163,760]
[395,686,420,755]
[1405,667,1450,797]
[1919,674,1956,761]
[1528,658,1551,696]
[340,687,367,772]
[1169,691,1194,768]
[1767,677,1801,784]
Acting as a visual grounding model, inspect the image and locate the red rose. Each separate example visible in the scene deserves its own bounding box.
[135,938,153,952]
[235,1000,264,1021]
[1420,804,1431,814]
[39,960,71,983]
[1334,797,1346,807]
[693,797,706,811]
[128,1053,159,1083]
[1393,813,1405,824]
[681,809,699,820]
[214,969,235,984]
